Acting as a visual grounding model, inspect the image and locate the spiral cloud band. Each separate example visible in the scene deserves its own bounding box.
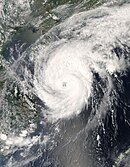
[34,41,93,121]
[31,3,130,122]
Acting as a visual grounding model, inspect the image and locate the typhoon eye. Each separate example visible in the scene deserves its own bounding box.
[62,82,67,87]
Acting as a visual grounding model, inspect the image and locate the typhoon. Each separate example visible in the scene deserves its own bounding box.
[1,1,130,166]
[29,3,130,123]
